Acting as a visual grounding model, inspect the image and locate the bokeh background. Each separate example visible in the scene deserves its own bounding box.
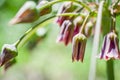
[0,0,120,80]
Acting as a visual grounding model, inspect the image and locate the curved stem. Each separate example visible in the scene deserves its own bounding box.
[37,0,91,12]
[15,12,56,48]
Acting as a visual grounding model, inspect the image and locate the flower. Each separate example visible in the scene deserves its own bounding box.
[0,44,18,66]
[9,1,39,24]
[56,2,73,26]
[72,33,87,62]
[57,20,74,45]
[98,32,120,60]
[73,16,84,36]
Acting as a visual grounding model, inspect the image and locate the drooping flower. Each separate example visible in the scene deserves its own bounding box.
[73,16,84,36]
[57,20,74,45]
[9,1,39,24]
[98,32,120,60]
[0,44,18,66]
[72,33,87,62]
[56,2,73,26]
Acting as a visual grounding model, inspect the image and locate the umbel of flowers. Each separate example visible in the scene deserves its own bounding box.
[0,0,120,74]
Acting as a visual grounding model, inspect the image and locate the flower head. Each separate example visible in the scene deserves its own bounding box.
[0,44,18,66]
[98,32,120,60]
[72,33,87,62]
[9,1,39,24]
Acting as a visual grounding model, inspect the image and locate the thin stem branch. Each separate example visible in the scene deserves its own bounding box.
[80,13,90,33]
[15,12,56,48]
[88,1,104,80]
[57,13,85,17]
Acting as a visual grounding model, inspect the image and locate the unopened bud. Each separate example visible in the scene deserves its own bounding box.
[0,44,18,66]
[10,1,39,24]
[36,1,52,16]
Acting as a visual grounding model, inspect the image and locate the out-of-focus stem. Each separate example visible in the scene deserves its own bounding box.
[88,1,104,80]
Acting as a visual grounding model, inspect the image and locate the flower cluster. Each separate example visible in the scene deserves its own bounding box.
[56,2,97,62]
[1,0,120,71]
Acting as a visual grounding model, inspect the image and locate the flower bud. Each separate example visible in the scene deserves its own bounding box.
[36,1,52,16]
[0,44,18,66]
[72,33,87,62]
[98,32,120,60]
[10,1,39,24]
[57,20,74,45]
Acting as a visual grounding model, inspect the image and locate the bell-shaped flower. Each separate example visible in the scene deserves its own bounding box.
[0,44,18,66]
[73,16,84,36]
[98,32,120,60]
[57,20,74,45]
[72,33,87,62]
[56,2,72,26]
[9,1,39,24]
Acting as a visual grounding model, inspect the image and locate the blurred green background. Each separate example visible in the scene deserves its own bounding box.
[0,0,120,80]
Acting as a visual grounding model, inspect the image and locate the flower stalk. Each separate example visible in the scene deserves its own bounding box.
[88,1,104,80]
[15,13,57,49]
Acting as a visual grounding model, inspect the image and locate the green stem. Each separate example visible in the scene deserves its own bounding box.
[37,0,91,12]
[57,13,85,17]
[88,1,104,80]
[15,12,56,48]
[107,60,114,80]
[80,13,90,33]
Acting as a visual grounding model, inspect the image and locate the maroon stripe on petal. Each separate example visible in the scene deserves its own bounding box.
[101,36,107,59]
[77,41,81,61]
